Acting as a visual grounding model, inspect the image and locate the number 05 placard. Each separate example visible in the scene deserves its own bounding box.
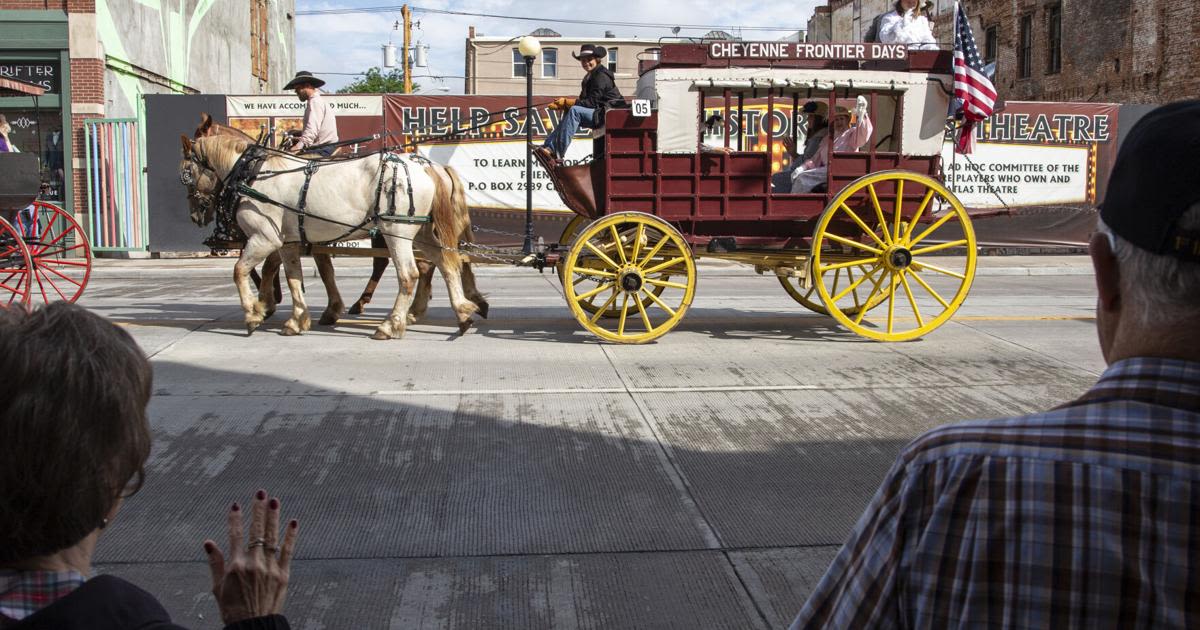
[631,99,652,117]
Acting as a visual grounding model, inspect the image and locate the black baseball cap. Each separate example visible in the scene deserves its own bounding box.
[1100,100,1200,261]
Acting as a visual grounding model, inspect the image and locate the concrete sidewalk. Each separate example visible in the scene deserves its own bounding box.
[90,254,1094,279]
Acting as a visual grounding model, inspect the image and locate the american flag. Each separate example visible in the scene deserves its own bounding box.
[953,2,996,153]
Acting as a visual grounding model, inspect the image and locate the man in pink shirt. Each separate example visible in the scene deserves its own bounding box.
[283,71,339,156]
[790,96,874,193]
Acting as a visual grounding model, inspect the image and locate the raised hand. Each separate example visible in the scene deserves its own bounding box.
[203,490,299,624]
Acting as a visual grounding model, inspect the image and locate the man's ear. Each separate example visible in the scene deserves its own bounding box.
[1089,231,1121,313]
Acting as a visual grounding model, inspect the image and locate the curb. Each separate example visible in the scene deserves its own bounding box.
[86,263,1094,280]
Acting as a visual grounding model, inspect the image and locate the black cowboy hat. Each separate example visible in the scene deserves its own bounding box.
[572,44,608,60]
[283,70,326,90]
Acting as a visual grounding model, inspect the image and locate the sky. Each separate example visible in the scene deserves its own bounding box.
[295,1,825,94]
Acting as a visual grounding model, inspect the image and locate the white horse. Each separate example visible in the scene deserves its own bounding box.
[179,134,477,340]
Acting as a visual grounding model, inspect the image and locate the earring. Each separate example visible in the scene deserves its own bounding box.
[99,518,109,530]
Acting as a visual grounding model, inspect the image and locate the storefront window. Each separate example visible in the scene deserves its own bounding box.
[1,109,65,202]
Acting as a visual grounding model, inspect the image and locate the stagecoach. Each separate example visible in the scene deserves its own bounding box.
[540,41,975,343]
[1,78,92,307]
[182,41,974,344]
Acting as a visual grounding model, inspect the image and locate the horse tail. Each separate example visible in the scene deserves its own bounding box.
[426,165,464,269]
[445,165,473,245]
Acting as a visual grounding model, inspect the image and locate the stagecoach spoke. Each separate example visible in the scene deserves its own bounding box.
[618,294,630,336]
[893,180,905,243]
[831,267,842,298]
[839,203,888,249]
[905,189,937,242]
[909,211,958,247]
[910,260,966,280]
[823,231,883,255]
[886,272,897,334]
[610,225,628,264]
[584,241,622,271]
[643,277,688,290]
[643,287,677,317]
[574,267,617,279]
[835,262,883,304]
[899,270,925,328]
[643,256,687,276]
[853,270,889,326]
[630,224,646,262]
[589,291,619,324]
[819,257,878,274]
[34,226,73,252]
[639,234,670,267]
[866,184,893,246]
[575,281,616,302]
[634,294,653,331]
[907,268,951,309]
[910,239,969,257]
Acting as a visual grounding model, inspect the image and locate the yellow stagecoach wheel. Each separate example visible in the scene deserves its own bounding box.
[558,214,670,318]
[811,170,977,341]
[563,212,696,343]
[777,260,887,317]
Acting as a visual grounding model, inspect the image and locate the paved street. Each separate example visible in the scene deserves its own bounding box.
[82,257,1103,629]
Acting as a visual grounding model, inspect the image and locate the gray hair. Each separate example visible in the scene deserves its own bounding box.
[1096,202,1200,328]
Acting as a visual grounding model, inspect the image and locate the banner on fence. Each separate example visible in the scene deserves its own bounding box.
[226,95,386,153]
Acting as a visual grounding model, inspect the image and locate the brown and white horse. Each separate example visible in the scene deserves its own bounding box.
[183,115,487,330]
[180,132,478,339]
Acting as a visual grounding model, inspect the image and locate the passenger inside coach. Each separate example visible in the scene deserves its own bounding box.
[790,96,873,193]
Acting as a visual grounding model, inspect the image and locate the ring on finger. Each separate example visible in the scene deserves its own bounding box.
[247,538,267,550]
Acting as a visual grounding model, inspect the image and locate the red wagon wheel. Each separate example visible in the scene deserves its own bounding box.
[13,201,93,304]
[0,217,34,307]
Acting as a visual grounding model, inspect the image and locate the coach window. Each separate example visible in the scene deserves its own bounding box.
[541,48,557,78]
[984,26,997,64]
[1046,4,1062,74]
[1018,14,1033,79]
[512,49,526,77]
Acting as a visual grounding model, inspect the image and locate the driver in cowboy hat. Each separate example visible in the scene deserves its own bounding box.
[283,70,339,156]
[535,43,625,163]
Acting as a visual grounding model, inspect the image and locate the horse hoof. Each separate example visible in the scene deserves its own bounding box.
[457,318,475,335]
[476,302,489,319]
[319,312,339,326]
[370,330,393,341]
[348,302,365,315]
[281,327,301,336]
[245,322,260,336]
[300,316,312,332]
[264,308,277,320]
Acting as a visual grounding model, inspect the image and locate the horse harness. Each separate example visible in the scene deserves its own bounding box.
[188,143,432,248]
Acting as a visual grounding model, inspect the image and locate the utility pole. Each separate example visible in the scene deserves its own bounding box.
[402,5,413,94]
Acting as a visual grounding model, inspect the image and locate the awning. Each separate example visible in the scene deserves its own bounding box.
[0,76,47,97]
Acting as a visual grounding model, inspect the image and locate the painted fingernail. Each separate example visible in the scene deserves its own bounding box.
[269,498,279,510]
[231,502,240,512]
[256,489,267,500]
[288,519,298,530]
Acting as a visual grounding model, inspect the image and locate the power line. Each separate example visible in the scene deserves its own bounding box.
[296,4,802,32]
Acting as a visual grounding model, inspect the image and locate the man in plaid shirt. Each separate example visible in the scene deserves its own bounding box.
[791,101,1200,629]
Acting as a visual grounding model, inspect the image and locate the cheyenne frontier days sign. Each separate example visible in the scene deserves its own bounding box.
[707,42,909,60]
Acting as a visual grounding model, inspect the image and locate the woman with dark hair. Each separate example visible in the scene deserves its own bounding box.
[0,303,297,629]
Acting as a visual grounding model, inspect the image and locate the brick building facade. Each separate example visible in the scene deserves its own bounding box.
[1,0,294,252]
[822,0,1199,105]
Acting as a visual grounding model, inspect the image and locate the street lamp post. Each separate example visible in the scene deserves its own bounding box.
[518,36,541,255]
